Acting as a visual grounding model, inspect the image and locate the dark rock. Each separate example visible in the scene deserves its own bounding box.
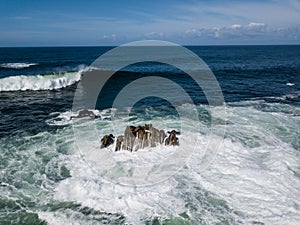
[120,124,166,151]
[159,130,166,144]
[147,124,165,147]
[101,134,115,148]
[115,135,124,151]
[105,125,179,152]
[165,130,180,146]
[135,126,146,149]
[122,126,137,151]
[72,109,96,119]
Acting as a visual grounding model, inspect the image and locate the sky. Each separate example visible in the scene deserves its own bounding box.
[0,0,300,46]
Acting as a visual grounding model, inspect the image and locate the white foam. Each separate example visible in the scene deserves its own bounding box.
[286,82,295,86]
[0,69,86,91]
[193,102,300,224]
[4,102,289,224]
[49,107,208,224]
[54,155,186,224]
[38,212,71,225]
[192,139,300,224]
[46,109,108,126]
[49,103,300,224]
[46,111,74,126]
[0,62,38,69]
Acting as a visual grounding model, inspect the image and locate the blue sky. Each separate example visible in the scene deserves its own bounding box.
[0,0,300,46]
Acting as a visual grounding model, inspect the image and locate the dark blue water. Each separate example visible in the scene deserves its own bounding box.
[0,45,299,138]
[0,47,112,78]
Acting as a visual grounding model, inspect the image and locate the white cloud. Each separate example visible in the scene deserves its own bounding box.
[183,23,300,44]
[248,22,266,27]
[144,32,165,39]
[178,0,300,28]
[2,1,300,46]
[231,24,242,29]
[185,29,197,34]
[186,23,268,38]
[101,34,117,40]
[214,28,221,38]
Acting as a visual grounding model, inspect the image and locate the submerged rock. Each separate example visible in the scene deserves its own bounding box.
[72,109,96,119]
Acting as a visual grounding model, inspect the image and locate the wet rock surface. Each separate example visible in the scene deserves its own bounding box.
[100,124,180,151]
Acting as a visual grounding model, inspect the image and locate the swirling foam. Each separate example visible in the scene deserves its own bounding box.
[1,102,299,224]
[49,103,300,224]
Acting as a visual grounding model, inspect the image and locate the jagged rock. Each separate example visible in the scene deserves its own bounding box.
[134,126,146,149]
[100,134,115,148]
[165,130,180,146]
[120,124,167,151]
[107,125,180,152]
[147,124,165,147]
[115,135,124,151]
[159,130,166,144]
[122,126,137,151]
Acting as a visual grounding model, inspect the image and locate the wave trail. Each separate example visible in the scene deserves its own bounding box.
[0,62,38,69]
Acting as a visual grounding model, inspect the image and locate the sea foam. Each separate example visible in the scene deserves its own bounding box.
[0,70,85,91]
[286,82,295,86]
[0,62,38,69]
[49,102,300,224]
[1,101,299,224]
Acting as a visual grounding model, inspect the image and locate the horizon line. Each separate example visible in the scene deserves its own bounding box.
[0,43,300,48]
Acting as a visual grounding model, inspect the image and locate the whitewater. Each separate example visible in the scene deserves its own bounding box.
[0,62,38,69]
[1,101,299,224]
[0,70,85,91]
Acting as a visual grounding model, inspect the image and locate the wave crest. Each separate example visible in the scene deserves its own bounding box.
[0,69,87,92]
[0,62,38,69]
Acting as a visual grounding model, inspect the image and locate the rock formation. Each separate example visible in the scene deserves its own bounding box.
[115,135,124,151]
[72,109,96,119]
[122,126,138,151]
[147,124,165,147]
[101,125,180,151]
[100,134,115,148]
[165,130,180,146]
[120,124,168,151]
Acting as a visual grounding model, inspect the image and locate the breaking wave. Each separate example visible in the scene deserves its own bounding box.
[286,82,295,86]
[0,68,88,92]
[0,62,38,69]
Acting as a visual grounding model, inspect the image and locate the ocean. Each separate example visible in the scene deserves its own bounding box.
[0,45,299,224]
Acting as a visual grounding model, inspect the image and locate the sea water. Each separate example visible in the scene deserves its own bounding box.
[0,45,299,224]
